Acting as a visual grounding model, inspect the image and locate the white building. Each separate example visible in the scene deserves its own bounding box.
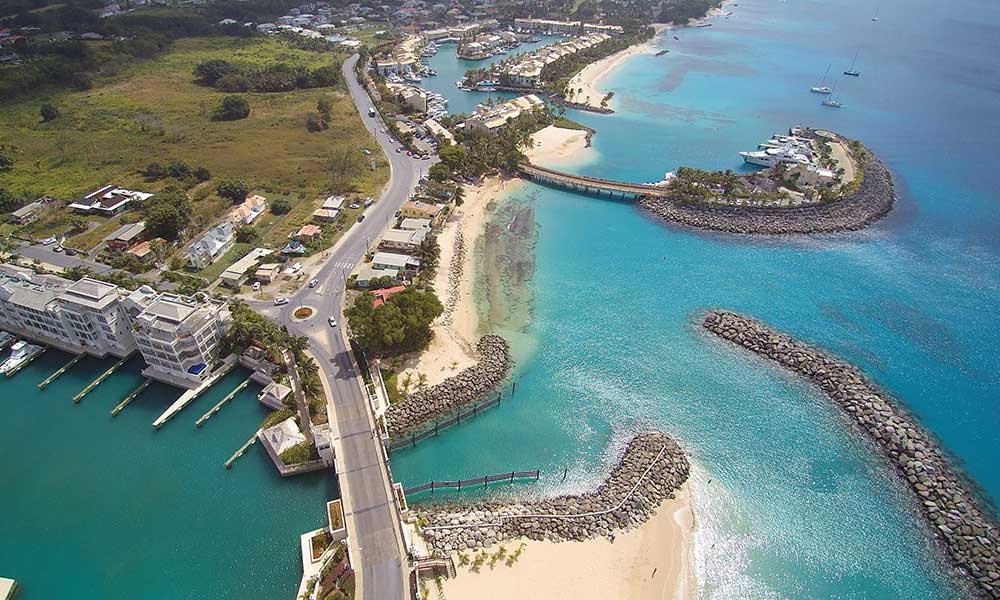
[186,222,235,269]
[465,94,546,133]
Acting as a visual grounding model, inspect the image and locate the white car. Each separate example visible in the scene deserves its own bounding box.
[291,262,302,273]
[328,317,337,327]
[308,278,319,288]
[53,245,63,253]
[41,237,57,246]
[274,297,289,306]
[252,281,261,291]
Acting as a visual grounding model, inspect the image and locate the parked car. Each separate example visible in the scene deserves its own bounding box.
[395,147,401,153]
[349,202,360,210]
[41,236,57,245]
[308,278,319,288]
[64,248,78,256]
[274,297,289,306]
[421,155,431,160]
[291,262,302,273]
[252,281,261,291]
[328,317,337,327]
[53,245,63,253]
[356,214,365,223]
[362,148,371,155]
[364,197,374,207]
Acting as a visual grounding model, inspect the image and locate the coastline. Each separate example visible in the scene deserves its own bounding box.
[441,485,696,600]
[395,125,588,389]
[567,24,669,111]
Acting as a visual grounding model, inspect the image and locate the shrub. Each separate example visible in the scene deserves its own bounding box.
[40,103,59,122]
[166,161,191,179]
[144,162,166,179]
[216,73,250,92]
[215,95,250,121]
[317,96,333,118]
[234,226,260,244]
[217,178,249,203]
[270,198,292,215]
[305,112,329,133]
[193,166,211,182]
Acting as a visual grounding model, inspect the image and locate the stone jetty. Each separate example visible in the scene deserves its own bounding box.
[415,431,690,554]
[385,335,511,441]
[703,310,1000,598]
[637,144,895,235]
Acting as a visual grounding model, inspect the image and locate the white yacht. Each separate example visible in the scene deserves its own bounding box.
[0,341,44,375]
[740,146,811,167]
[822,98,843,108]
[810,86,832,94]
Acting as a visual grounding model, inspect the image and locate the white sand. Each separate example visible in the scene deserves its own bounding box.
[567,24,669,111]
[439,485,696,600]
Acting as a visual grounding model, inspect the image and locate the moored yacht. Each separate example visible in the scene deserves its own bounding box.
[740,146,811,167]
[0,340,44,375]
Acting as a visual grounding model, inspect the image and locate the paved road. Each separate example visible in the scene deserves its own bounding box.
[257,54,437,600]
[17,243,116,273]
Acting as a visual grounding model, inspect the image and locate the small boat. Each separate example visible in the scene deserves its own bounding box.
[822,98,843,108]
[1,340,44,375]
[673,36,679,40]
[655,49,670,56]
[811,64,832,94]
[844,50,861,76]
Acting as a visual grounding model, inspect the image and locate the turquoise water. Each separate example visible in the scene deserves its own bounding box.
[421,35,563,115]
[392,0,1000,597]
[0,351,335,598]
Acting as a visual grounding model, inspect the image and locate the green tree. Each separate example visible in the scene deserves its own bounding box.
[40,103,59,122]
[428,162,450,182]
[317,95,333,119]
[144,162,166,179]
[143,190,192,240]
[215,95,250,121]
[305,112,329,132]
[234,225,261,244]
[66,215,88,233]
[216,178,249,203]
[270,198,291,215]
[193,59,236,85]
[345,288,443,358]
[438,144,467,171]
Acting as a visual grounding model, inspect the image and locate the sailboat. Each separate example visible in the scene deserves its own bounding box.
[844,49,861,76]
[810,64,833,94]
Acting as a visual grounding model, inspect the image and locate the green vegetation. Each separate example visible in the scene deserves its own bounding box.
[216,178,249,203]
[0,36,387,202]
[552,116,588,131]
[438,107,557,177]
[64,265,154,290]
[345,288,443,358]
[222,298,304,356]
[279,440,319,464]
[193,57,340,93]
[380,368,404,404]
[262,407,294,429]
[215,94,251,120]
[658,0,720,25]
[143,189,193,240]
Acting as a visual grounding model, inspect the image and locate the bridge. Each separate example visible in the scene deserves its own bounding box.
[517,162,671,200]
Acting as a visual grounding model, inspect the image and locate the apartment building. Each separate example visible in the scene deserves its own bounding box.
[503,34,612,88]
[464,94,546,132]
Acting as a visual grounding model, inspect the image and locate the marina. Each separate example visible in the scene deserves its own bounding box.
[0,341,45,377]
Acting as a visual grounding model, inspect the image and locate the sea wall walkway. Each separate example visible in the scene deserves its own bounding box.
[703,311,1000,597]
[517,162,669,200]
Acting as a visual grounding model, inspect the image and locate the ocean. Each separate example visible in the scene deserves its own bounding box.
[392,0,1000,597]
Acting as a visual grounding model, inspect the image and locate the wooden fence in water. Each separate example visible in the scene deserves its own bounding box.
[403,470,539,496]
[387,391,503,451]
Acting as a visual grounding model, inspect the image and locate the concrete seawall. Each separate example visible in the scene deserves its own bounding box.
[703,310,999,598]
[637,144,896,235]
[385,335,511,441]
[416,431,690,553]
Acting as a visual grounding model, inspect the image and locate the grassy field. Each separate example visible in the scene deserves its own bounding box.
[0,35,388,207]
[0,35,389,255]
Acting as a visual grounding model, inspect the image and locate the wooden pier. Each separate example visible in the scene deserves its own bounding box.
[152,355,238,428]
[224,430,260,469]
[38,354,83,389]
[111,379,151,416]
[196,376,252,427]
[73,355,129,403]
[517,162,670,200]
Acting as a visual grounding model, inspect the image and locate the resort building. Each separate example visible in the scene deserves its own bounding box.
[398,217,432,231]
[258,381,291,410]
[220,247,273,289]
[423,118,455,145]
[126,289,230,387]
[464,94,546,133]
[371,251,420,272]
[67,184,152,216]
[186,222,235,269]
[226,194,267,226]
[378,227,427,253]
[0,265,81,353]
[513,18,623,36]
[54,277,137,357]
[502,35,611,88]
[399,201,444,226]
[103,221,146,252]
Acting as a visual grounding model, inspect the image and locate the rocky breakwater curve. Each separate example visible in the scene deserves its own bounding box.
[703,310,1000,598]
[385,334,511,441]
[637,144,895,235]
[416,431,690,554]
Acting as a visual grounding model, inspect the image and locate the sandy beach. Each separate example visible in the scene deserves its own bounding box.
[395,126,588,388]
[568,24,669,111]
[439,485,696,600]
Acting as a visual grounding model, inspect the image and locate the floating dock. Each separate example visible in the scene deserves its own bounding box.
[73,355,129,403]
[38,354,84,390]
[195,376,252,427]
[224,430,260,469]
[152,355,237,429]
[111,379,151,417]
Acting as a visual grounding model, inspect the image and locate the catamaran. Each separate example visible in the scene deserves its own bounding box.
[810,64,833,93]
[0,340,44,375]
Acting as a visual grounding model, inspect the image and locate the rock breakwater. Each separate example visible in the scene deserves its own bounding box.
[416,431,690,553]
[385,335,511,441]
[703,310,999,598]
[637,145,895,235]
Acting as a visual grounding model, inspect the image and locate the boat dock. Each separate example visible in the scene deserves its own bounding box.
[111,379,151,417]
[4,345,46,378]
[73,355,129,403]
[38,354,84,390]
[224,430,260,469]
[518,162,670,200]
[152,355,238,428]
[195,376,252,427]
[0,577,18,600]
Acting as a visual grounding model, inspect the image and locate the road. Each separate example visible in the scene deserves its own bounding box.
[257,54,437,600]
[17,243,116,274]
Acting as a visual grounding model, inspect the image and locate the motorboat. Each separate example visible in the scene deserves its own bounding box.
[0,340,44,375]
